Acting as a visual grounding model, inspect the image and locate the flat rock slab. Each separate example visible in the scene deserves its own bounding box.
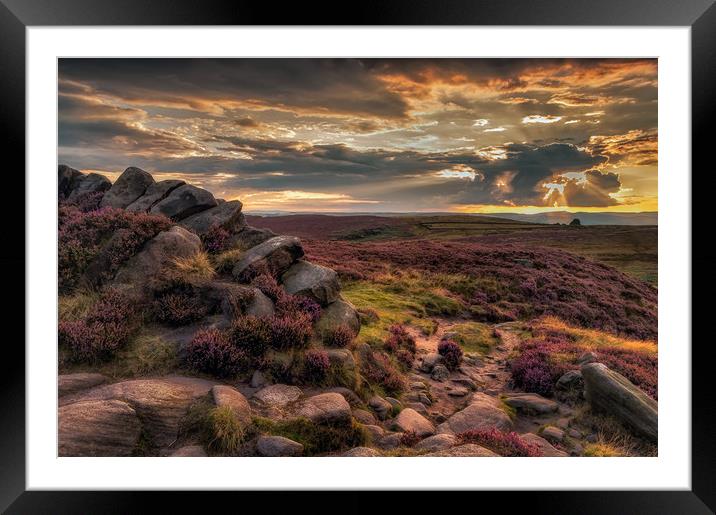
[256,435,303,457]
[212,385,252,426]
[253,384,302,407]
[101,167,155,209]
[58,373,109,397]
[582,362,657,442]
[341,447,381,457]
[126,179,185,213]
[150,184,217,221]
[170,445,207,457]
[425,444,499,457]
[232,235,304,282]
[391,408,435,437]
[503,392,559,415]
[296,393,351,426]
[180,200,244,235]
[59,399,142,456]
[61,376,216,448]
[521,433,568,457]
[281,260,340,306]
[437,393,513,435]
[414,433,457,452]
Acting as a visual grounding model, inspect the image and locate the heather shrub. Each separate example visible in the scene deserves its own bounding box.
[323,324,355,348]
[400,430,421,448]
[58,288,139,363]
[152,289,208,326]
[457,428,541,457]
[437,339,463,371]
[509,346,565,397]
[269,313,313,350]
[394,349,415,370]
[185,328,246,377]
[251,274,285,303]
[303,349,330,383]
[201,224,232,254]
[360,350,406,395]
[58,205,171,291]
[384,324,416,354]
[228,316,272,358]
[60,191,105,212]
[276,294,322,324]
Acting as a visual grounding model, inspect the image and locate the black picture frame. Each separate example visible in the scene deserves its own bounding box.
[1,1,713,512]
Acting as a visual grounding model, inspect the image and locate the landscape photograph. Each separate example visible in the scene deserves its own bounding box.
[57,58,658,458]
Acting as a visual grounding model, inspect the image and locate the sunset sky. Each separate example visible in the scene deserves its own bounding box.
[58,58,657,213]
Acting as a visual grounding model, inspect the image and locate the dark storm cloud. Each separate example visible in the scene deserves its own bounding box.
[57,58,657,210]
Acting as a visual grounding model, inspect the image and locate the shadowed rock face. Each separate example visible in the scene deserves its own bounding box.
[113,226,201,294]
[101,167,155,209]
[180,200,245,235]
[67,173,112,201]
[315,297,361,337]
[58,164,85,198]
[59,399,142,456]
[150,184,218,221]
[281,260,340,306]
[582,362,657,443]
[126,179,186,213]
[232,235,304,282]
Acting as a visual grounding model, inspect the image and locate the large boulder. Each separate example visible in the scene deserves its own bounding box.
[437,393,513,434]
[67,172,111,201]
[58,164,84,198]
[581,362,657,442]
[502,393,559,415]
[59,400,142,456]
[180,200,244,235]
[58,373,109,397]
[197,281,275,321]
[425,444,498,457]
[281,260,340,306]
[211,385,252,426]
[521,433,567,457]
[256,435,303,457]
[150,184,218,221]
[296,392,352,426]
[60,376,215,448]
[315,297,361,337]
[391,408,435,437]
[232,235,304,282]
[126,179,185,213]
[101,167,155,209]
[113,226,202,293]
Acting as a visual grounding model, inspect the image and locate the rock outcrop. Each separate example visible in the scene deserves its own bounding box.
[59,400,142,456]
[281,260,340,306]
[581,362,657,442]
[126,179,185,213]
[101,167,155,209]
[232,235,304,281]
[150,184,218,221]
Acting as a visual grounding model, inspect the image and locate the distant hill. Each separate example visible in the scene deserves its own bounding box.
[486,211,657,226]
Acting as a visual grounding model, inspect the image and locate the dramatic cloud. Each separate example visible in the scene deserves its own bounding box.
[58,58,658,212]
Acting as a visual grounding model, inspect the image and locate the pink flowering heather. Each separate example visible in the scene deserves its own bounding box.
[457,428,542,457]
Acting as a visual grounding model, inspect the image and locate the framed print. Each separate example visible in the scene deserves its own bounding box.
[2,0,714,512]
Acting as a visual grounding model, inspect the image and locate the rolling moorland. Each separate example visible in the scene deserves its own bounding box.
[57,166,658,458]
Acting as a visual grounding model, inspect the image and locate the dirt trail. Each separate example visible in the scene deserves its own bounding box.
[407,319,576,448]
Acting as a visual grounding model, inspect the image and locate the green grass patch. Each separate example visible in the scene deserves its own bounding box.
[342,279,460,344]
[253,417,368,456]
[449,321,499,354]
